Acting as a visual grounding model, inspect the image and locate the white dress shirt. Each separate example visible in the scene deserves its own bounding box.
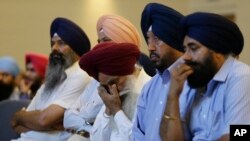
[90,69,151,141]
[12,62,91,141]
[64,78,103,133]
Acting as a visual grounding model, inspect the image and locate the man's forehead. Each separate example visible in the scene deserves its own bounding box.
[99,73,118,84]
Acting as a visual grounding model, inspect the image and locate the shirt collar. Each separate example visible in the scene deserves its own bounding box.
[65,61,79,76]
[212,55,235,82]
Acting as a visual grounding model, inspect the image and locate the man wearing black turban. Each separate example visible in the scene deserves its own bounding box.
[160,12,250,141]
[11,17,91,141]
[131,3,195,141]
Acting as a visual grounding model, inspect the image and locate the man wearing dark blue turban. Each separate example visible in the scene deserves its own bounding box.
[131,3,195,141]
[11,17,91,141]
[160,12,250,141]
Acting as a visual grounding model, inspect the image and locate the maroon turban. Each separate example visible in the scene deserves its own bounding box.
[79,42,140,81]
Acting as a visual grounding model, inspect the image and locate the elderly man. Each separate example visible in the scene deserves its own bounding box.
[11,17,91,141]
[63,14,151,141]
[79,42,140,141]
[131,3,196,141]
[0,56,20,101]
[160,12,250,141]
[18,53,48,100]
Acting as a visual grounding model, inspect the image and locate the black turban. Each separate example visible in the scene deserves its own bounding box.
[50,17,91,56]
[180,12,244,55]
[141,3,184,52]
[79,42,140,81]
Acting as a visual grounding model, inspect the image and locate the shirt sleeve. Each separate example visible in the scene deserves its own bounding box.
[222,73,250,135]
[63,108,92,132]
[90,106,112,141]
[114,110,132,140]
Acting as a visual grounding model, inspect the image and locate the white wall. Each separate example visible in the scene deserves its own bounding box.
[189,0,250,64]
[0,0,188,70]
[2,0,249,71]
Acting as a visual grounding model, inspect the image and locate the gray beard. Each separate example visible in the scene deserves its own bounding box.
[44,49,78,93]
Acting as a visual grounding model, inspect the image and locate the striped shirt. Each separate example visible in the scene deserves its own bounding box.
[188,56,250,140]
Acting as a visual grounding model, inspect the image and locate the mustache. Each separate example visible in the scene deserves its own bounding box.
[149,52,160,58]
[49,50,65,65]
[185,61,201,70]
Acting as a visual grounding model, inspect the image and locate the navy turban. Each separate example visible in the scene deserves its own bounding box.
[180,12,244,55]
[79,42,140,81]
[50,17,91,56]
[141,3,184,52]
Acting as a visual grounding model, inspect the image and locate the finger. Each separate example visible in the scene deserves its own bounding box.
[179,69,193,80]
[177,64,193,74]
[108,84,119,96]
[97,86,109,99]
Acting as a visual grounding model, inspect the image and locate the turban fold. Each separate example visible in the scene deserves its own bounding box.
[180,12,244,55]
[25,53,48,78]
[50,17,91,56]
[79,42,140,81]
[0,56,20,77]
[141,3,184,52]
[97,14,141,47]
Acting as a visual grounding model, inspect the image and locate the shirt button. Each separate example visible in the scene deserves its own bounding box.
[164,84,167,88]
[155,118,159,121]
[203,114,206,119]
[159,101,163,104]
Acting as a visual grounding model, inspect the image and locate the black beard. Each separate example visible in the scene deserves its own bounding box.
[150,52,167,73]
[44,50,77,93]
[44,51,67,93]
[0,81,14,101]
[186,55,217,88]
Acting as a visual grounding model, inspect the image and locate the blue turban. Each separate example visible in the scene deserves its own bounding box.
[180,12,244,55]
[50,17,91,56]
[141,3,184,52]
[0,56,20,77]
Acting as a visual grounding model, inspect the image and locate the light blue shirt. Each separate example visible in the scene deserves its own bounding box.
[131,59,194,141]
[188,56,250,140]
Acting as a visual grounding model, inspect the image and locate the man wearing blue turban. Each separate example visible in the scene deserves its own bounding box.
[131,3,196,141]
[11,17,91,141]
[0,56,20,101]
[160,12,250,141]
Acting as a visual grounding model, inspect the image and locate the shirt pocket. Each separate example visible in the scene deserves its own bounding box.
[207,110,222,140]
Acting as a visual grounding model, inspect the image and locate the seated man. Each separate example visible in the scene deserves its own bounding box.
[11,17,91,141]
[63,14,152,141]
[19,53,48,100]
[79,42,140,141]
[160,12,250,141]
[0,56,20,101]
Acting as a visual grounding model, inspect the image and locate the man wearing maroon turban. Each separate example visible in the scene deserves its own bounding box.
[11,17,91,141]
[18,53,48,100]
[63,15,151,141]
[65,42,140,141]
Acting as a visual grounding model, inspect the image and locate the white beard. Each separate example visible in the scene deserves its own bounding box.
[110,75,138,130]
